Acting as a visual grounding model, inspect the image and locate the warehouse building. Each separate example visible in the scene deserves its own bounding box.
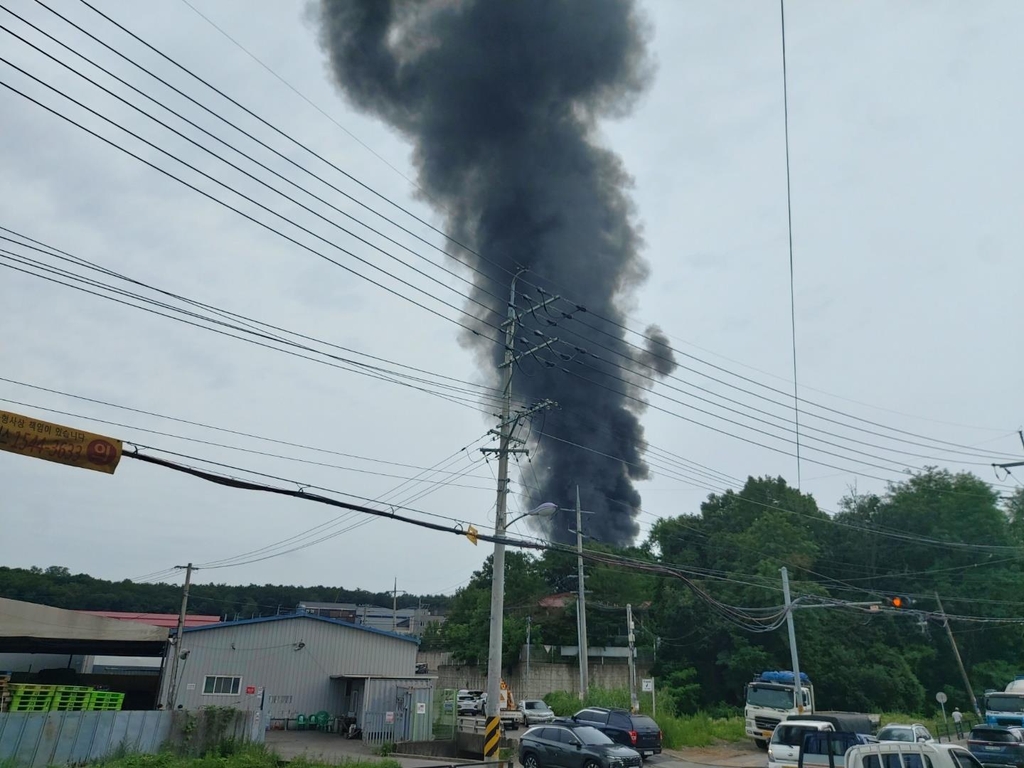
[160,613,433,739]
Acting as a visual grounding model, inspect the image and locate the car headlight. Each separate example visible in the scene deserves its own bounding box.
[768,749,775,760]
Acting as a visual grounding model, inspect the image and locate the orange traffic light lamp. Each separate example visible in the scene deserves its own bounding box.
[885,595,913,609]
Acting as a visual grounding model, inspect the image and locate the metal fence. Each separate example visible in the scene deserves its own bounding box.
[362,710,406,748]
[0,710,171,767]
[0,710,265,766]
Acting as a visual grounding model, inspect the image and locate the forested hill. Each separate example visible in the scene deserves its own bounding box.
[423,471,1024,715]
[0,567,452,619]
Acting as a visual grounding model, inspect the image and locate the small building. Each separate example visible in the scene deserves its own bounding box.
[161,613,433,739]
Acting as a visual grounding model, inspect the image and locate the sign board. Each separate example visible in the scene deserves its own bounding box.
[246,686,257,695]
[936,692,948,704]
[642,678,654,693]
[385,711,395,724]
[417,702,427,715]
[186,683,196,691]
[0,410,122,474]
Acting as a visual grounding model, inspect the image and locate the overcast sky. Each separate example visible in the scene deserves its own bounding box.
[2,0,1022,600]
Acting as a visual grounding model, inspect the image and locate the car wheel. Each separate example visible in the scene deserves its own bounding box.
[583,760,601,768]
[523,753,541,768]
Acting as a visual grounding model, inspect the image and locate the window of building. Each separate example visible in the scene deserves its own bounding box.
[203,675,241,695]
[269,695,293,704]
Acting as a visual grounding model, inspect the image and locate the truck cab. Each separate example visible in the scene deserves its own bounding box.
[984,692,1024,727]
[747,671,815,749]
[769,720,832,768]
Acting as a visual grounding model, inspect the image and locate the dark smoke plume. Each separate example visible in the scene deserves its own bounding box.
[315,0,677,545]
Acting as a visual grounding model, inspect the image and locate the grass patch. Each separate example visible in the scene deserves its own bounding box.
[543,688,745,750]
[88,746,401,768]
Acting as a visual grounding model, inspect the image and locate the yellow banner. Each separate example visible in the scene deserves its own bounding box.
[0,410,122,474]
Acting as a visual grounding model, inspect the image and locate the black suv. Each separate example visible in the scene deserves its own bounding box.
[572,708,662,758]
[519,722,642,768]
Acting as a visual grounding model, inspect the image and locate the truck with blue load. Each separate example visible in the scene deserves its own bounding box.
[746,671,815,748]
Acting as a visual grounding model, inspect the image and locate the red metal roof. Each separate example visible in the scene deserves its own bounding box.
[78,611,221,629]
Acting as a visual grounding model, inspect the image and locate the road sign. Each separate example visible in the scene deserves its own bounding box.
[936,692,948,704]
[642,678,654,693]
[0,409,122,474]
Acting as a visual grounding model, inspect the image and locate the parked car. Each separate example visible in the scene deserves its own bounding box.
[846,742,985,768]
[877,724,935,744]
[457,691,484,716]
[967,725,1024,767]
[519,722,641,768]
[572,708,662,759]
[770,720,834,768]
[520,700,556,725]
[798,731,878,768]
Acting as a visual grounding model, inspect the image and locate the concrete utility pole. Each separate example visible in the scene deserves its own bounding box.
[626,603,639,714]
[936,592,981,717]
[525,616,532,697]
[575,486,590,700]
[780,567,804,713]
[166,562,193,708]
[481,272,558,760]
[393,578,398,633]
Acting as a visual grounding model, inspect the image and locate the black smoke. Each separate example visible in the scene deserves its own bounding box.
[315,0,677,545]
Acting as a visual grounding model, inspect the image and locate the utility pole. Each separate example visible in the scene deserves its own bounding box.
[575,486,590,700]
[936,592,980,717]
[166,562,193,709]
[480,272,558,761]
[525,616,532,698]
[780,567,804,714]
[626,603,639,714]
[393,578,398,633]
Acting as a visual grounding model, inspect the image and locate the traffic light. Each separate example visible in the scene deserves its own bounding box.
[885,595,913,609]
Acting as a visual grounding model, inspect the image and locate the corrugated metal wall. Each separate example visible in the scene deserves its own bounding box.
[0,710,264,766]
[0,711,170,766]
[165,616,420,721]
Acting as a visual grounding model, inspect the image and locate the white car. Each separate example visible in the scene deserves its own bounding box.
[876,724,934,744]
[769,720,833,768]
[519,699,556,725]
[846,742,984,768]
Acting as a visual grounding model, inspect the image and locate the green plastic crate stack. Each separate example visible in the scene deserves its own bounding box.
[8,684,55,712]
[51,686,94,712]
[88,691,125,711]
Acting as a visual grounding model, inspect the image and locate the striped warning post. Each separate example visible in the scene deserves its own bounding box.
[483,716,502,759]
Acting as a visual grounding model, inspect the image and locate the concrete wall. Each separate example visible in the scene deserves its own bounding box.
[162,616,420,721]
[430,661,652,700]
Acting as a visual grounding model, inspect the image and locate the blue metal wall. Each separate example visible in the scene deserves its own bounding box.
[0,710,263,766]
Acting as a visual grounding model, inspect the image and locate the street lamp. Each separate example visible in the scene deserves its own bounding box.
[485,501,558,748]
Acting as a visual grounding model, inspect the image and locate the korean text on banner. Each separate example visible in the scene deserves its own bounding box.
[0,410,122,474]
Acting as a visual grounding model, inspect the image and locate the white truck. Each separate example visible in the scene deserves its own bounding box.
[983,679,1024,727]
[746,671,815,748]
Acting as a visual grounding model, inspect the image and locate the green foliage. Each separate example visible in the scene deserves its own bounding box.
[89,749,400,768]
[0,567,452,619]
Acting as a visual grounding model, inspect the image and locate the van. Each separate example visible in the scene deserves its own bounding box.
[799,731,878,768]
[770,720,834,768]
[845,742,986,768]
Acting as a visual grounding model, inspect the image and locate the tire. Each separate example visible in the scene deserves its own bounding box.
[584,761,601,768]
[523,752,541,768]
[755,739,768,750]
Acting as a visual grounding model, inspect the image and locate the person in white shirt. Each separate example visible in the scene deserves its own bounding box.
[952,707,964,738]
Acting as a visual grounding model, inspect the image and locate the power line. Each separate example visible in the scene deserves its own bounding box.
[46,0,1013,461]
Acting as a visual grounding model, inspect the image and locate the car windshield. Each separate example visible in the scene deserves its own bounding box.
[877,727,913,742]
[575,726,614,745]
[987,696,1024,713]
[525,701,550,711]
[773,725,818,747]
[748,685,799,709]
[972,730,1019,743]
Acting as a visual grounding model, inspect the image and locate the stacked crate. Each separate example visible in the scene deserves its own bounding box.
[88,690,125,711]
[0,673,10,712]
[51,686,94,712]
[8,684,54,712]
